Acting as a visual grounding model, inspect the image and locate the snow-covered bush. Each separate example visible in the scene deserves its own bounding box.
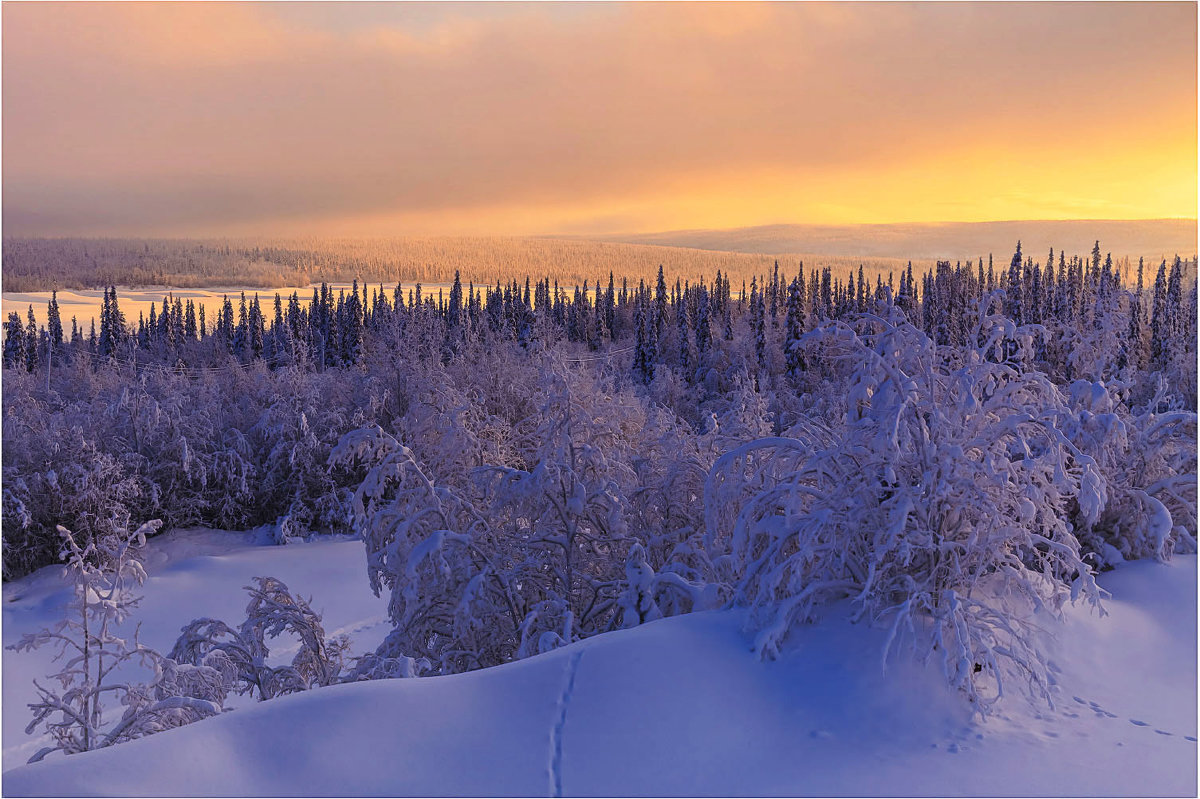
[1,412,147,581]
[1060,378,1197,565]
[706,314,1107,713]
[474,368,640,652]
[7,520,233,762]
[331,362,722,673]
[169,577,350,700]
[330,424,513,672]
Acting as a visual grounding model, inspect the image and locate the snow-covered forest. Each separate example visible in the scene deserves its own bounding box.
[3,236,914,293]
[2,241,1197,780]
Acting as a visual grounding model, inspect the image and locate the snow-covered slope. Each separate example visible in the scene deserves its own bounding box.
[3,536,1196,797]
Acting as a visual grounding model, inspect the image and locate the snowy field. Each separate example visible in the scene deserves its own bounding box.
[3,531,1195,797]
[5,287,325,334]
[3,284,464,333]
[4,281,553,332]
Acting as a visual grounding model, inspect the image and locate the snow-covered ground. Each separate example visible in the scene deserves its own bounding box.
[3,532,1196,797]
[5,282,526,333]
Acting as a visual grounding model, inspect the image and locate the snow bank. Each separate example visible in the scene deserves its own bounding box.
[3,537,1195,797]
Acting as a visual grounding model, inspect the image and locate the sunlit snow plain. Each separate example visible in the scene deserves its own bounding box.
[3,286,408,334]
[3,531,1195,797]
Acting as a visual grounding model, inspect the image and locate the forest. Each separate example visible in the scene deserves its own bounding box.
[1,241,1196,757]
[0,236,927,294]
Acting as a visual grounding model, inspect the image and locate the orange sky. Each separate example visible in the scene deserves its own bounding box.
[3,2,1196,237]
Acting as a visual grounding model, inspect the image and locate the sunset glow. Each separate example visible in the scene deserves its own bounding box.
[3,1,1196,237]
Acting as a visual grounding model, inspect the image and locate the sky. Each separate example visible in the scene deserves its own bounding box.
[2,1,1196,238]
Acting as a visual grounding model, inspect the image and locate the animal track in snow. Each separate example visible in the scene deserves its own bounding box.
[1061,694,1194,742]
[548,650,583,798]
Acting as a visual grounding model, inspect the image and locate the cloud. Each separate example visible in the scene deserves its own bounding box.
[3,2,1195,236]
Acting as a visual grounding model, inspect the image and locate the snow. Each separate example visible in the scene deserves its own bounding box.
[4,282,535,335]
[3,534,1196,797]
[2,531,389,770]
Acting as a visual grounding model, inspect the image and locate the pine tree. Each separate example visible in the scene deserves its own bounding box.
[249,294,265,360]
[4,312,26,369]
[448,271,464,331]
[25,306,40,373]
[654,265,668,340]
[1167,256,1184,347]
[784,275,806,378]
[633,295,655,384]
[695,285,712,356]
[271,294,285,359]
[98,288,115,358]
[1121,259,1144,373]
[233,293,249,360]
[342,284,363,365]
[605,272,616,337]
[46,291,63,353]
[184,301,198,342]
[160,297,174,352]
[591,286,604,350]
[147,303,159,349]
[769,261,780,326]
[1005,241,1024,325]
[1150,259,1169,370]
[219,296,235,353]
[752,278,766,371]
[677,284,691,373]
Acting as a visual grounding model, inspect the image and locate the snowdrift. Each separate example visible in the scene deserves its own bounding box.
[3,537,1195,797]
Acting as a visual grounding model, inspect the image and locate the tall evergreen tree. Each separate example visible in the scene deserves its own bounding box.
[46,291,63,353]
[4,312,26,369]
[25,306,40,373]
[752,278,766,371]
[695,285,712,356]
[654,265,668,340]
[1150,259,1170,370]
[1005,241,1024,325]
[784,275,806,378]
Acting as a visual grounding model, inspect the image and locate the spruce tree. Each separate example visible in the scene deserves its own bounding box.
[46,291,63,353]
[769,261,780,326]
[752,278,766,371]
[249,294,265,359]
[1150,259,1169,370]
[448,271,464,331]
[1005,241,1024,325]
[4,312,26,369]
[677,284,691,373]
[695,285,712,356]
[654,265,668,340]
[233,292,249,360]
[25,306,40,373]
[784,275,806,378]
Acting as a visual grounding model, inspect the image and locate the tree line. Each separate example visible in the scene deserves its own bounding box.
[5,243,1196,406]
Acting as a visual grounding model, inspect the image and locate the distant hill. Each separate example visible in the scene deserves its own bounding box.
[586,219,1197,262]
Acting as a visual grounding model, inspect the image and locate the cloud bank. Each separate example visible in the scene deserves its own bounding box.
[3,2,1195,236]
